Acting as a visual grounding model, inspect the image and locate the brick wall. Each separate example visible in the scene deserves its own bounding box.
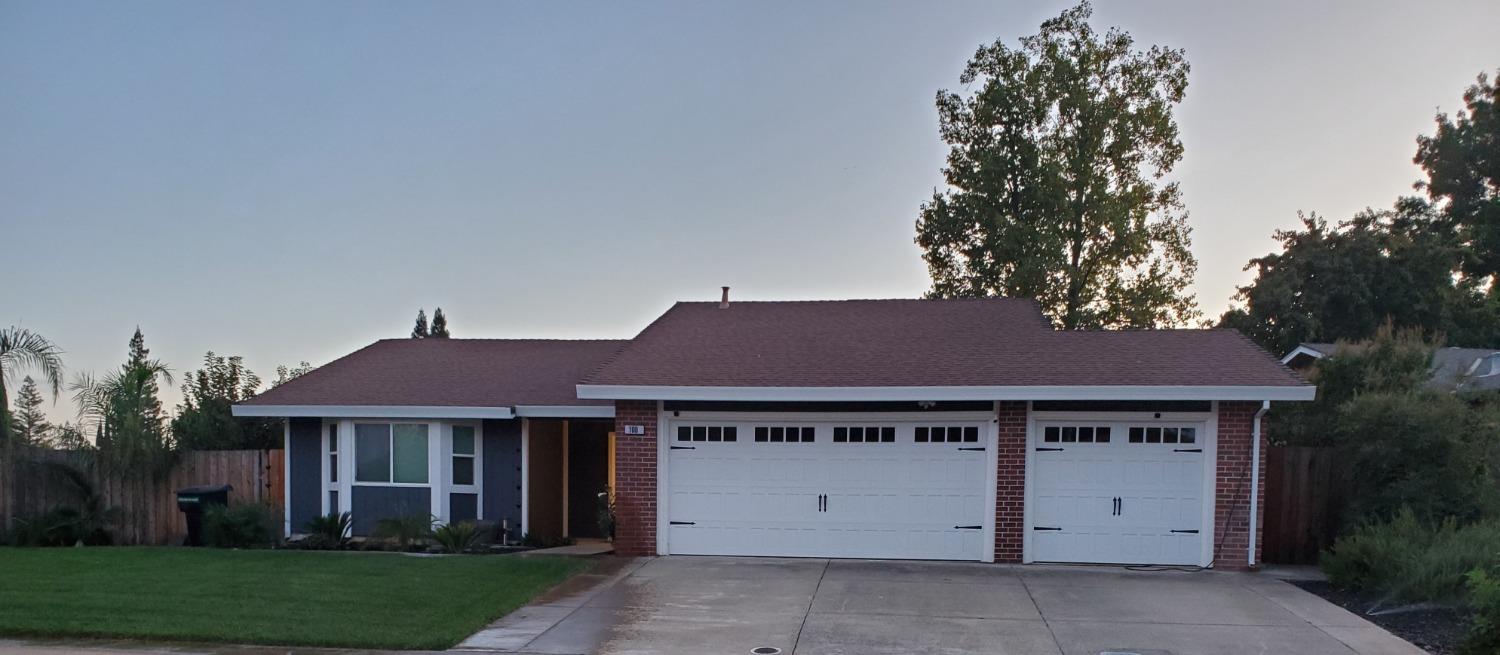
[994,401,1028,563]
[612,400,659,556]
[1213,401,1266,570]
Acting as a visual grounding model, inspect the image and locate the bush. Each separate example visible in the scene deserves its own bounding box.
[374,513,433,549]
[302,511,352,549]
[1323,509,1500,603]
[203,503,275,548]
[431,521,482,554]
[11,506,113,547]
[1466,568,1500,654]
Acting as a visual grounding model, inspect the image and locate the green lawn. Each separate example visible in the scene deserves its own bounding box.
[0,547,592,650]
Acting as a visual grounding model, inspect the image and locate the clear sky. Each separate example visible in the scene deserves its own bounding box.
[3,0,1498,423]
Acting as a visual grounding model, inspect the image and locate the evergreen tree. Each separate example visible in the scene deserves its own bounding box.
[10,376,51,446]
[411,310,430,338]
[126,327,165,427]
[430,308,450,338]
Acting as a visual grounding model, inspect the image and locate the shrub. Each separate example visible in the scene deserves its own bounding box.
[1466,568,1500,654]
[431,521,482,554]
[1323,509,1500,603]
[374,513,433,549]
[203,503,275,548]
[302,511,352,549]
[11,506,113,547]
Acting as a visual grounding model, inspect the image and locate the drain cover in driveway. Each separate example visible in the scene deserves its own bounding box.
[751,648,782,655]
[1101,650,1170,655]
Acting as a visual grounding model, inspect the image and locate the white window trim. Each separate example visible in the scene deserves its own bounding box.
[444,421,484,523]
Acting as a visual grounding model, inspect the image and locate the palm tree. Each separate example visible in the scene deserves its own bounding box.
[71,359,174,472]
[1,328,65,446]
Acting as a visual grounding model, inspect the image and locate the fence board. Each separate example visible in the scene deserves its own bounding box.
[0,448,284,546]
[1262,446,1341,565]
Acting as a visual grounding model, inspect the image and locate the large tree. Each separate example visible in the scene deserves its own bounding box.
[0,327,64,447]
[1415,71,1500,289]
[73,330,175,473]
[916,2,1198,328]
[172,352,279,450]
[411,310,430,338]
[430,308,450,338]
[10,376,52,447]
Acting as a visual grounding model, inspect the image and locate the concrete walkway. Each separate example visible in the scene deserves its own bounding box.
[454,556,1427,655]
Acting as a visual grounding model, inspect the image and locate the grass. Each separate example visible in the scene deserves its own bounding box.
[0,547,592,650]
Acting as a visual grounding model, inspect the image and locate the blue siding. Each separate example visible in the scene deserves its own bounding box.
[482,419,522,538]
[450,493,478,523]
[287,418,322,534]
[350,486,431,536]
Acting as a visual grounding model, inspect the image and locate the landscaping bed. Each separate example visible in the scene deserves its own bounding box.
[1294,579,1470,655]
[0,547,592,649]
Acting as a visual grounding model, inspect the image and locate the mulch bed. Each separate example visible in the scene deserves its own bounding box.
[1293,580,1471,655]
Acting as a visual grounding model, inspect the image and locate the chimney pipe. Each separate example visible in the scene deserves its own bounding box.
[719,286,730,309]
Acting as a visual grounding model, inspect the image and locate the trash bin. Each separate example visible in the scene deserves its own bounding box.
[177,484,232,546]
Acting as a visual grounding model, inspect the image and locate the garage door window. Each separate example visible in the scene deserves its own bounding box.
[833,426,895,443]
[1127,426,1195,444]
[1042,426,1111,443]
[754,426,814,443]
[677,426,739,442]
[916,426,978,443]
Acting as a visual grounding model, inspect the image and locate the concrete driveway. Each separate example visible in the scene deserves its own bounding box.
[457,557,1424,655]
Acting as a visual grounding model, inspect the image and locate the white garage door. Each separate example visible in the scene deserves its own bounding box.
[664,418,991,561]
[1031,420,1208,566]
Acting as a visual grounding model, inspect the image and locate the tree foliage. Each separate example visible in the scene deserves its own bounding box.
[411,310,429,339]
[9,376,52,447]
[171,352,280,450]
[72,329,175,475]
[916,1,1198,328]
[1416,71,1500,288]
[272,361,313,388]
[0,327,65,447]
[430,308,450,338]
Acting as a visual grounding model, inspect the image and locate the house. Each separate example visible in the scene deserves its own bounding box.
[1281,342,1500,393]
[234,293,1313,569]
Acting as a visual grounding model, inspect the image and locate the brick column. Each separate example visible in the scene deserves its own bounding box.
[613,400,658,556]
[994,401,1027,563]
[1213,401,1266,570]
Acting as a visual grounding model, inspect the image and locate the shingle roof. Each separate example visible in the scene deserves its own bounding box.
[242,339,628,407]
[582,299,1307,388]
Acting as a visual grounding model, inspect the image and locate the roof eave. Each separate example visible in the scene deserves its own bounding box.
[575,384,1317,402]
[232,404,516,419]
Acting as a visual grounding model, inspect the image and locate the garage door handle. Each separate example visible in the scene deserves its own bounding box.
[1035,447,1064,452]
[670,521,695,525]
[1174,448,1202,453]
[954,525,982,530]
[1113,497,1120,516]
[957,447,986,451]
[1033,526,1062,531]
[670,446,696,450]
[1170,529,1199,534]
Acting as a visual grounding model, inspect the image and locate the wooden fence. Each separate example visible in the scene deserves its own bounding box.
[1261,446,1342,565]
[0,448,283,546]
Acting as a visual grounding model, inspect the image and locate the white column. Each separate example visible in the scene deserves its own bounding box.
[430,421,445,522]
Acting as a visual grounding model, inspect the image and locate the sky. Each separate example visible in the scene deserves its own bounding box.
[2,0,1498,423]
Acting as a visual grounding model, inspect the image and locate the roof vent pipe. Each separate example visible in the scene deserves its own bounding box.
[720,286,730,309]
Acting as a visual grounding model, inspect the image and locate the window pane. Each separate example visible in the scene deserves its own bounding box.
[834,427,847,443]
[963,427,979,443]
[1045,427,1059,443]
[1062,427,1077,443]
[392,424,429,483]
[708,426,722,442]
[1078,427,1093,443]
[882,427,895,443]
[693,426,707,442]
[916,427,929,443]
[329,453,338,483]
[850,427,863,443]
[755,427,768,442]
[678,426,691,442]
[452,456,474,486]
[1163,427,1179,444]
[724,427,737,442]
[1179,427,1195,444]
[355,424,392,483]
[1146,427,1162,444]
[802,427,816,443]
[1096,427,1111,443]
[453,426,475,455]
[328,424,338,452]
[1129,427,1144,443]
[770,427,784,443]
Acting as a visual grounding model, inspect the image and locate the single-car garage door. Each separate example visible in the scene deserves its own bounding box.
[1030,420,1209,566]
[664,418,991,561]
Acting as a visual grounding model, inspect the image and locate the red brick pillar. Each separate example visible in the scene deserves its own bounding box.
[994,401,1027,563]
[613,400,658,556]
[1213,401,1266,570]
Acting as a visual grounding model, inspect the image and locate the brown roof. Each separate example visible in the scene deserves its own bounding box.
[582,299,1307,388]
[242,339,628,407]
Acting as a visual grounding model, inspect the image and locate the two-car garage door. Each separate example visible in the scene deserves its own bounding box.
[664,419,991,561]
[660,414,1211,565]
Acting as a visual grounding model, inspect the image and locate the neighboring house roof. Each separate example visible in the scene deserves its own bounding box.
[1280,342,1500,393]
[237,339,628,417]
[578,299,1310,401]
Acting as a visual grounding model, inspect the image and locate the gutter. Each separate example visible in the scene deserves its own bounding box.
[1248,400,1271,568]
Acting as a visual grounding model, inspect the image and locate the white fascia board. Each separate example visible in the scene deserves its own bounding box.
[576,384,1316,402]
[513,405,616,418]
[1279,345,1330,365]
[232,405,515,419]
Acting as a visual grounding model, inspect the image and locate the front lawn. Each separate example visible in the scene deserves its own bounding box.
[0,548,592,649]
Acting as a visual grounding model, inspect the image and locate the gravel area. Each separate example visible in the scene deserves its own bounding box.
[1293,580,1470,654]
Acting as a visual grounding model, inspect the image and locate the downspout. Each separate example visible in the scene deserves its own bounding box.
[1248,400,1271,568]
